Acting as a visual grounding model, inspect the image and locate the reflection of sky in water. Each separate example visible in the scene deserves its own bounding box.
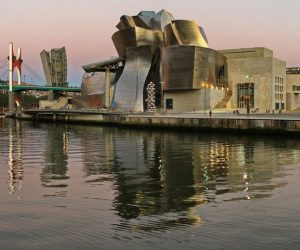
[0,119,300,249]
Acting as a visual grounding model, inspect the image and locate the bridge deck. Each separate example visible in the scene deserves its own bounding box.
[0,84,81,92]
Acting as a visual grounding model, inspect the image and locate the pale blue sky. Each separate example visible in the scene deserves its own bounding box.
[1,0,300,85]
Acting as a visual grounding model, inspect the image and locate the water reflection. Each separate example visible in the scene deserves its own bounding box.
[74,127,295,232]
[7,119,23,195]
[40,124,69,189]
[1,120,300,235]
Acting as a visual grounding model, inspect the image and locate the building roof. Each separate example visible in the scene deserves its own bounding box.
[219,47,273,59]
[82,57,124,73]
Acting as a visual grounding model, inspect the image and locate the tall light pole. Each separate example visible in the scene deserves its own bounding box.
[279,93,282,114]
[245,75,252,114]
[8,43,14,114]
[204,84,207,115]
[159,81,165,114]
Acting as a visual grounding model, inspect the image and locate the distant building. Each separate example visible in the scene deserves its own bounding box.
[220,47,286,113]
[40,47,68,87]
[40,47,68,101]
[286,67,300,111]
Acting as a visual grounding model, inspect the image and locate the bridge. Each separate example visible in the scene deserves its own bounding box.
[0,84,81,92]
[0,43,82,115]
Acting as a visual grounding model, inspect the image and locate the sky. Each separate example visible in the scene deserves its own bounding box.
[1,0,300,86]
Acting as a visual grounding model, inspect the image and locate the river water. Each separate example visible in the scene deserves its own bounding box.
[0,118,300,249]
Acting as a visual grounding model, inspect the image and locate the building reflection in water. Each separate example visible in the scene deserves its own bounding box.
[7,119,23,195]
[80,127,116,176]
[55,124,299,232]
[40,124,69,190]
[78,129,291,232]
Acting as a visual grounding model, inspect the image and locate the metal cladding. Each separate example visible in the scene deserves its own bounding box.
[162,46,226,90]
[82,72,115,96]
[112,27,163,58]
[111,10,173,111]
[115,10,174,31]
[82,57,124,73]
[112,46,154,111]
[164,20,209,47]
[84,10,227,112]
[151,10,174,31]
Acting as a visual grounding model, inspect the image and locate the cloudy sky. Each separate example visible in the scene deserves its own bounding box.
[1,0,299,85]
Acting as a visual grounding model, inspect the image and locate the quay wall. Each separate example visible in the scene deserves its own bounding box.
[16,111,300,134]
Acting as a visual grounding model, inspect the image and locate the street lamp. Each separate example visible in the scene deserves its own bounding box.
[202,82,207,115]
[279,93,282,114]
[245,75,252,114]
[159,81,165,113]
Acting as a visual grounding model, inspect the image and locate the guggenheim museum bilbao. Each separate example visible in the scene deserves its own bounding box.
[81,10,300,113]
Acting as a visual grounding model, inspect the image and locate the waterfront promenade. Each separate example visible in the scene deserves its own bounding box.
[12,109,300,134]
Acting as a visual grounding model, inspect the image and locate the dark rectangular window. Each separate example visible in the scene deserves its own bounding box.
[237,83,255,109]
[275,103,280,110]
[166,98,173,110]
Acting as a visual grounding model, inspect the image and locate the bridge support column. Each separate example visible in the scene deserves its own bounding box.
[8,43,14,115]
[8,91,14,114]
[7,42,22,115]
[105,67,111,108]
[48,90,54,101]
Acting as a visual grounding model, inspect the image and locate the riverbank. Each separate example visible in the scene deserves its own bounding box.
[7,109,300,135]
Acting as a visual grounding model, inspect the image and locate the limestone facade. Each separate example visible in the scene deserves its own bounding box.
[163,89,227,114]
[286,68,300,111]
[219,47,286,113]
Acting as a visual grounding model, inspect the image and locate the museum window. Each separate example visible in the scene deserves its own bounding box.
[237,83,254,109]
[166,98,173,110]
[275,103,280,110]
[293,85,300,91]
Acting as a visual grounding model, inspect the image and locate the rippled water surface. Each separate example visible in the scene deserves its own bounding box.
[1,118,300,249]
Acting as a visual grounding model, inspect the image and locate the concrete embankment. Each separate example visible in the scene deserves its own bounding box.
[14,109,300,134]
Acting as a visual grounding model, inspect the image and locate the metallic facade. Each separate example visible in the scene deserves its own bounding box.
[81,57,123,108]
[164,20,208,47]
[111,10,171,111]
[83,10,228,112]
[112,46,154,111]
[162,46,227,90]
[82,72,112,96]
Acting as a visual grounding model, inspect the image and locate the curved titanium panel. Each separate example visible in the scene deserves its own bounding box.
[82,9,228,112]
[164,20,209,48]
[116,10,173,32]
[112,27,163,57]
[162,46,226,90]
[151,9,174,31]
[112,46,153,112]
[81,72,115,96]
[116,15,136,30]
